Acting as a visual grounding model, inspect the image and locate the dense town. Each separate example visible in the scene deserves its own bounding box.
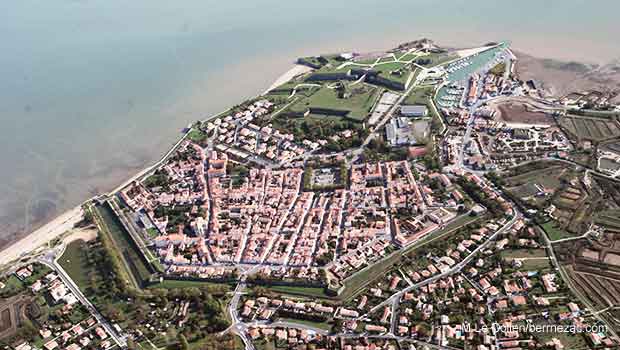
[2,39,620,350]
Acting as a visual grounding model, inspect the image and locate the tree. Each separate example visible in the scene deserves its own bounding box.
[178,334,190,350]
[126,339,138,350]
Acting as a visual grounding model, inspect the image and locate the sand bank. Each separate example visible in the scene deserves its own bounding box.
[264,64,313,94]
[0,206,83,266]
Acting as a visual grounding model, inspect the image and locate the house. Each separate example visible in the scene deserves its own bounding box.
[95,327,108,340]
[339,308,359,318]
[44,340,59,350]
[365,324,387,333]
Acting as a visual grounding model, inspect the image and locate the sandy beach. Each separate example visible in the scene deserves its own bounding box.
[0,206,83,266]
[263,64,313,94]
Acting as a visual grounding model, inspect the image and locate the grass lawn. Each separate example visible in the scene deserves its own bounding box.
[0,275,25,297]
[149,279,232,292]
[501,249,552,270]
[404,86,435,106]
[501,249,548,259]
[426,52,459,68]
[188,334,245,350]
[187,128,207,143]
[372,61,407,71]
[379,66,418,85]
[92,203,153,287]
[289,84,380,121]
[146,227,159,238]
[489,62,506,76]
[263,285,329,299]
[339,251,401,301]
[535,329,589,349]
[541,221,577,241]
[59,240,93,295]
[398,52,419,62]
[276,317,332,331]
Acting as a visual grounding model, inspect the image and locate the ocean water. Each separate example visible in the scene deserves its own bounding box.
[1,0,619,246]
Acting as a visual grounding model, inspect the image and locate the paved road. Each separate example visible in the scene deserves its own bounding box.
[540,227,620,340]
[226,274,256,350]
[38,247,127,348]
[361,211,521,319]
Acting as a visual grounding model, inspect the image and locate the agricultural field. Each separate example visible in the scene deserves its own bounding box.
[595,209,620,234]
[550,183,593,236]
[603,140,620,153]
[541,220,577,241]
[0,299,18,340]
[594,176,620,206]
[599,157,620,172]
[501,248,552,270]
[559,115,620,141]
[502,163,574,207]
[565,265,620,316]
[564,266,620,330]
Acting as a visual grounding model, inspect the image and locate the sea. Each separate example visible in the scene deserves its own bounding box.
[1,0,619,247]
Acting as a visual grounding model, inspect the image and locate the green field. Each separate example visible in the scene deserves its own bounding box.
[187,334,244,350]
[186,128,208,143]
[541,221,577,241]
[596,210,620,232]
[289,84,380,121]
[262,285,330,299]
[371,61,415,84]
[397,52,419,62]
[148,279,233,293]
[501,248,548,259]
[489,62,506,76]
[501,249,552,270]
[509,183,541,198]
[0,275,25,298]
[426,52,459,68]
[92,203,153,288]
[535,329,589,350]
[504,166,567,189]
[277,318,332,331]
[404,86,435,106]
[59,240,94,295]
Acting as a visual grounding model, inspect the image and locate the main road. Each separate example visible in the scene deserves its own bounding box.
[37,245,127,348]
[360,210,521,319]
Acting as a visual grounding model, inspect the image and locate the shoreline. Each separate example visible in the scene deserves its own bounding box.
[0,42,611,267]
[0,65,311,268]
[0,206,83,266]
[263,64,313,94]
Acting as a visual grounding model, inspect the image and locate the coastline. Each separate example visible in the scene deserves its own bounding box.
[2,46,611,267]
[263,64,313,94]
[0,64,311,267]
[0,206,83,266]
